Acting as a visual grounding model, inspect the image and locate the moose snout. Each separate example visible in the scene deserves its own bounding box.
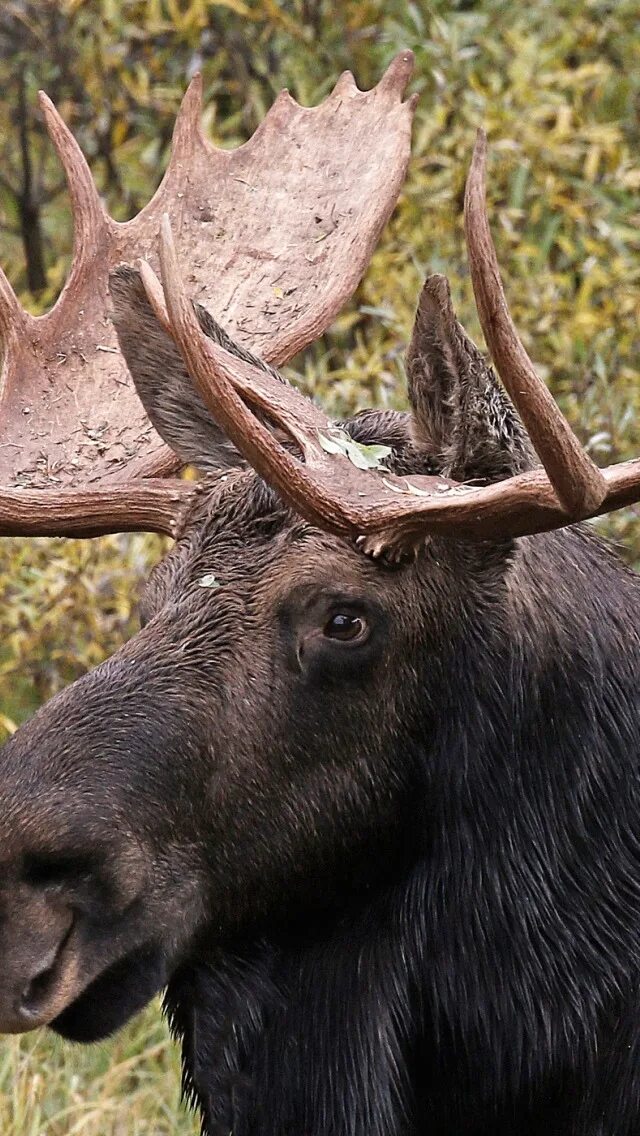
[0,664,211,1040]
[0,883,76,1033]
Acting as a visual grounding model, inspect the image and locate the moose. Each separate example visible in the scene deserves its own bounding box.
[2,53,640,1135]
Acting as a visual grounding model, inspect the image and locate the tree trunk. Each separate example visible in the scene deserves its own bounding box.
[18,198,46,295]
[17,65,46,296]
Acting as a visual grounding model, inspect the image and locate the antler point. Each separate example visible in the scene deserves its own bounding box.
[378,49,415,100]
[331,70,357,97]
[37,89,63,131]
[465,129,489,224]
[36,90,106,290]
[184,70,203,108]
[474,126,488,156]
[172,74,205,155]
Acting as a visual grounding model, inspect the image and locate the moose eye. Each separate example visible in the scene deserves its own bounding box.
[323,613,367,642]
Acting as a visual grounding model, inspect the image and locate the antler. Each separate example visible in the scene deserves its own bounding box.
[148,139,640,560]
[4,74,637,552]
[464,130,606,518]
[0,53,417,535]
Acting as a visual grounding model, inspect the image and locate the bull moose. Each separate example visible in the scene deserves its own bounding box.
[1,53,640,1136]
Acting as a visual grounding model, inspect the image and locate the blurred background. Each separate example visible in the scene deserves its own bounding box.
[0,0,638,1131]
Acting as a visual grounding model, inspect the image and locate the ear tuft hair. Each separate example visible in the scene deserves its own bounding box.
[109,266,284,475]
[406,274,534,484]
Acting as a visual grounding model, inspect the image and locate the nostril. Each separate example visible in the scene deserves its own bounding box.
[21,946,58,1009]
[20,917,75,1017]
[22,853,92,891]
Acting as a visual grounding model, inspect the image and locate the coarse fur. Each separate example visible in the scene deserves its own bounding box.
[0,271,639,1135]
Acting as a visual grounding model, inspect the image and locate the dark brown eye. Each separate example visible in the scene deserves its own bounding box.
[323,613,366,642]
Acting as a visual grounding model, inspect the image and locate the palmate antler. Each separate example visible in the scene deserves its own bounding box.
[142,131,640,559]
[0,53,417,536]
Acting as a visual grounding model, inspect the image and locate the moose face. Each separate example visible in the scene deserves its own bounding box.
[0,271,530,1044]
[0,469,489,1044]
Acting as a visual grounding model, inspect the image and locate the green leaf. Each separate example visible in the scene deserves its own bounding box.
[317,429,391,471]
[355,442,395,463]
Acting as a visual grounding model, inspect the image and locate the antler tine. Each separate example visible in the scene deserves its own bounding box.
[38,91,107,275]
[464,129,606,518]
[331,70,358,97]
[138,259,173,335]
[170,72,205,157]
[376,50,417,102]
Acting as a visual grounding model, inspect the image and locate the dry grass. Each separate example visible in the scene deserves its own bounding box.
[0,1004,197,1136]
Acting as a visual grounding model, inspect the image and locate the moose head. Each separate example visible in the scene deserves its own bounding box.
[2,54,640,1135]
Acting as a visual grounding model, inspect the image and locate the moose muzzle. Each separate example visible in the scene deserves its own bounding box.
[0,882,77,1033]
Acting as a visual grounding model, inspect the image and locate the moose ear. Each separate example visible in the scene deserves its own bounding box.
[109,266,283,474]
[406,274,534,483]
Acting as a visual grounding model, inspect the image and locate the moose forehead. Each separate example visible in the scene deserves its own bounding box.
[140,467,429,629]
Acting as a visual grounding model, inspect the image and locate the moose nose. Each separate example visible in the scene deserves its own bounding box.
[0,884,75,1034]
[17,923,74,1023]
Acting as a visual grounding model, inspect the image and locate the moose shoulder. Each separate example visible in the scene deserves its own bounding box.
[2,61,640,1136]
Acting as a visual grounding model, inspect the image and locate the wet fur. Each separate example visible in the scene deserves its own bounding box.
[158,513,640,1136]
[2,271,639,1135]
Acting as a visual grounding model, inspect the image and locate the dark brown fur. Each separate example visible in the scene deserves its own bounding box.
[1,272,640,1135]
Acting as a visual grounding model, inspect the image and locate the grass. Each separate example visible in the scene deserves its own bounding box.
[0,1004,197,1136]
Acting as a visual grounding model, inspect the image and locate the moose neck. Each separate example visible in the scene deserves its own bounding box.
[414,524,640,1126]
[166,526,640,1136]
